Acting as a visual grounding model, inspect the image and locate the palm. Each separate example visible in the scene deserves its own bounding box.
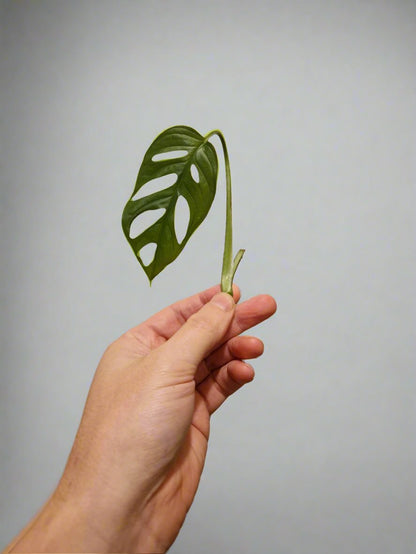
[112,285,276,550]
[137,397,210,550]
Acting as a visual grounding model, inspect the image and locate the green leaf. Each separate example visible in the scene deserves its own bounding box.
[122,125,218,283]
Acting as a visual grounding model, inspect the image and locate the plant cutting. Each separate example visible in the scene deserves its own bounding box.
[122,125,244,295]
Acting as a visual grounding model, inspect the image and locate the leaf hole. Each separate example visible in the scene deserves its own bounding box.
[129,208,165,239]
[132,173,177,201]
[174,195,190,245]
[190,164,200,183]
[139,243,157,266]
[152,150,188,162]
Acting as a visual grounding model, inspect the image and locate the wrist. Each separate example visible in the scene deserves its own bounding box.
[8,490,108,552]
[7,485,162,553]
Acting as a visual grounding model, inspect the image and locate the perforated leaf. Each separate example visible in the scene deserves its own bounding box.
[122,126,218,282]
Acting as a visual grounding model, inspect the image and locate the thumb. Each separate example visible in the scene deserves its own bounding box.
[159,292,235,378]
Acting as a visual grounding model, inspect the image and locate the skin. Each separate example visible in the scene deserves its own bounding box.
[6,284,277,553]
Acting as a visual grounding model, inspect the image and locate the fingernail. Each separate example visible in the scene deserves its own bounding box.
[211,292,234,312]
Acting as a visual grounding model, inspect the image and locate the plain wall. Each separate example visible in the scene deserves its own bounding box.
[1,1,415,552]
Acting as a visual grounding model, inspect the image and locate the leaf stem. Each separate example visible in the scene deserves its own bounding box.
[204,130,244,296]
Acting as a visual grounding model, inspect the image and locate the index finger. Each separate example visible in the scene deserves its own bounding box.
[128,284,241,348]
[195,294,277,383]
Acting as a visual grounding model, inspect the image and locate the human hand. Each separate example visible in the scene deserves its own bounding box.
[8,285,276,553]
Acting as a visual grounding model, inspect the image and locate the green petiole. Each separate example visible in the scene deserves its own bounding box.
[203,130,245,295]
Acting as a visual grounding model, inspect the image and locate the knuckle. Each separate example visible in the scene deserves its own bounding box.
[187,312,215,333]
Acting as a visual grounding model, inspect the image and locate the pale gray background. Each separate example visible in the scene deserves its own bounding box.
[1,1,415,552]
